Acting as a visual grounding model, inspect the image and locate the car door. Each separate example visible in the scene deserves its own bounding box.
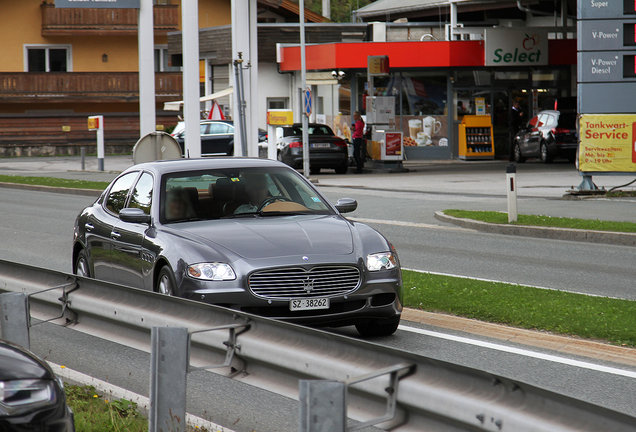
[527,114,547,156]
[203,122,233,155]
[111,172,154,289]
[87,171,139,282]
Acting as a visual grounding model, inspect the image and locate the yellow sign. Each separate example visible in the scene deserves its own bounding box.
[62,126,71,132]
[368,55,389,76]
[267,110,293,126]
[87,117,99,130]
[579,114,636,172]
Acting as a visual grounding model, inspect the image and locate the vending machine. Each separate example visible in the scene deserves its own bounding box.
[458,115,494,160]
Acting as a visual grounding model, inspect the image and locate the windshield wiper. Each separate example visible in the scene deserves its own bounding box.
[259,210,314,217]
[220,212,261,219]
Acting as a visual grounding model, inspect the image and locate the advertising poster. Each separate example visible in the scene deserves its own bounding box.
[579,114,636,172]
[385,132,402,156]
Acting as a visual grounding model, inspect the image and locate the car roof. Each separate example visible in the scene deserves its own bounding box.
[127,157,292,176]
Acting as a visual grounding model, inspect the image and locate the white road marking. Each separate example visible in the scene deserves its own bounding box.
[398,325,636,379]
[48,362,236,432]
[403,267,622,299]
[350,217,472,232]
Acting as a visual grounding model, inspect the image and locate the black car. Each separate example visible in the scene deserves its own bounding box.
[173,121,268,157]
[513,110,578,163]
[72,158,403,336]
[0,340,74,431]
[277,124,349,174]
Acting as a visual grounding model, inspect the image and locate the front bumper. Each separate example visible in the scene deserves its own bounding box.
[179,267,403,328]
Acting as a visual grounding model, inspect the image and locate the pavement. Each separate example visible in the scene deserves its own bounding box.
[1,154,636,367]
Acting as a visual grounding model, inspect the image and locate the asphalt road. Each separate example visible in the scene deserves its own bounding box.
[1,185,636,430]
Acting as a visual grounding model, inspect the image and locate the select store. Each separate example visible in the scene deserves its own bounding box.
[278,28,576,160]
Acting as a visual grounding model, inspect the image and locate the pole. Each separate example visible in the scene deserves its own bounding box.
[138,0,156,137]
[506,164,518,222]
[300,0,310,177]
[96,116,105,172]
[182,0,201,158]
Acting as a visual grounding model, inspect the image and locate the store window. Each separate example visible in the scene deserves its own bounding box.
[154,46,181,72]
[267,98,289,110]
[25,46,70,72]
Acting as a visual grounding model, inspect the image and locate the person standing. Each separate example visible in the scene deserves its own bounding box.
[508,100,523,161]
[351,111,365,174]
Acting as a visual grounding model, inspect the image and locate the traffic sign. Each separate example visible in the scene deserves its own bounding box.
[303,87,312,117]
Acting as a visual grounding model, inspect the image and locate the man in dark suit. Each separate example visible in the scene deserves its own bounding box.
[508,100,524,161]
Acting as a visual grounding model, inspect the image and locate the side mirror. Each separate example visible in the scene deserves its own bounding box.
[335,198,357,214]
[119,208,151,224]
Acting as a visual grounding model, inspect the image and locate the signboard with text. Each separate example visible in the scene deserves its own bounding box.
[578,114,636,172]
[56,0,140,8]
[484,28,548,66]
[368,56,390,76]
[267,110,293,126]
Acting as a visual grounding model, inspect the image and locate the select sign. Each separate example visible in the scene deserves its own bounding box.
[485,28,548,66]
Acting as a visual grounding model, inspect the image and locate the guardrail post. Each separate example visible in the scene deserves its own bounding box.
[0,292,30,349]
[149,327,188,432]
[299,380,346,432]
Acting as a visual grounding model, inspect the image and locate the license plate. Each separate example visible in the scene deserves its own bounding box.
[290,298,329,311]
[311,143,331,148]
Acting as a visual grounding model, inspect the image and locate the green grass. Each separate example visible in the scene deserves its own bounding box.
[443,209,636,233]
[402,270,636,347]
[65,385,147,432]
[0,174,109,191]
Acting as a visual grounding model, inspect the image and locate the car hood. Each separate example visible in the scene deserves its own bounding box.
[0,343,53,381]
[169,215,354,260]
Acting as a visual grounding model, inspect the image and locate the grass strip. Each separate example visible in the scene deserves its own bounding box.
[443,209,636,233]
[0,174,109,191]
[402,270,636,347]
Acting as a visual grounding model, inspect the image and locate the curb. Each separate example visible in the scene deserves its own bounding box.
[0,181,101,197]
[434,211,636,247]
[402,308,636,368]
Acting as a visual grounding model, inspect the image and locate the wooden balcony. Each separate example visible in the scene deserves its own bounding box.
[41,3,179,36]
[0,72,183,104]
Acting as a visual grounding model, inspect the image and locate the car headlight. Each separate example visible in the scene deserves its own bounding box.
[366,252,398,271]
[187,263,236,281]
[0,379,55,415]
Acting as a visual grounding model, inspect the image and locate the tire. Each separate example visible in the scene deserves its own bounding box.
[226,145,234,157]
[355,315,401,337]
[310,166,321,175]
[539,141,552,164]
[513,142,526,163]
[74,249,92,278]
[277,151,283,162]
[156,266,177,296]
[334,163,348,174]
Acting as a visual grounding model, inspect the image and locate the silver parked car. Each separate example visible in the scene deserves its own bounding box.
[72,158,403,336]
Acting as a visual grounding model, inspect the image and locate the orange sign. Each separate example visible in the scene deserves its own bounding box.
[87,117,100,130]
[368,55,390,76]
[267,110,293,126]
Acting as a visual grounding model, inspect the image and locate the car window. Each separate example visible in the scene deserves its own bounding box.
[106,172,139,215]
[308,126,334,135]
[200,124,210,135]
[208,123,230,134]
[128,172,154,215]
[543,114,557,128]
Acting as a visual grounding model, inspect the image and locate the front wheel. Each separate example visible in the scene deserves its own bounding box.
[309,166,321,175]
[156,266,177,296]
[513,142,526,163]
[355,315,400,337]
[74,249,91,278]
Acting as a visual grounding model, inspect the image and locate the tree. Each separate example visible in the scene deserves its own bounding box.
[302,0,376,23]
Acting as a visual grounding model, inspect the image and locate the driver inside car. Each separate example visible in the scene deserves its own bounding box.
[235,173,276,214]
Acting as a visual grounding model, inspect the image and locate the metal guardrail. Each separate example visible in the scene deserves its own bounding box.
[1,258,635,432]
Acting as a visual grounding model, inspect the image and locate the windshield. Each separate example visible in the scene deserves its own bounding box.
[161,167,334,223]
[283,125,334,137]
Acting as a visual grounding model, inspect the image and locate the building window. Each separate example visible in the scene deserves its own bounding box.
[154,46,181,72]
[267,98,289,110]
[25,46,70,72]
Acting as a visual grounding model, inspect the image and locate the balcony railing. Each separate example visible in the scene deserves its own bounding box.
[0,72,182,103]
[41,4,179,36]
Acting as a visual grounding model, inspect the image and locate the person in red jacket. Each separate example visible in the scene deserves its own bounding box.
[351,111,365,174]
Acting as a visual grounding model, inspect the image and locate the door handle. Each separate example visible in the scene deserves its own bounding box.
[111,231,121,240]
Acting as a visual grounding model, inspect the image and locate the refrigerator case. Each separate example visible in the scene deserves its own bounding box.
[459,115,494,160]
